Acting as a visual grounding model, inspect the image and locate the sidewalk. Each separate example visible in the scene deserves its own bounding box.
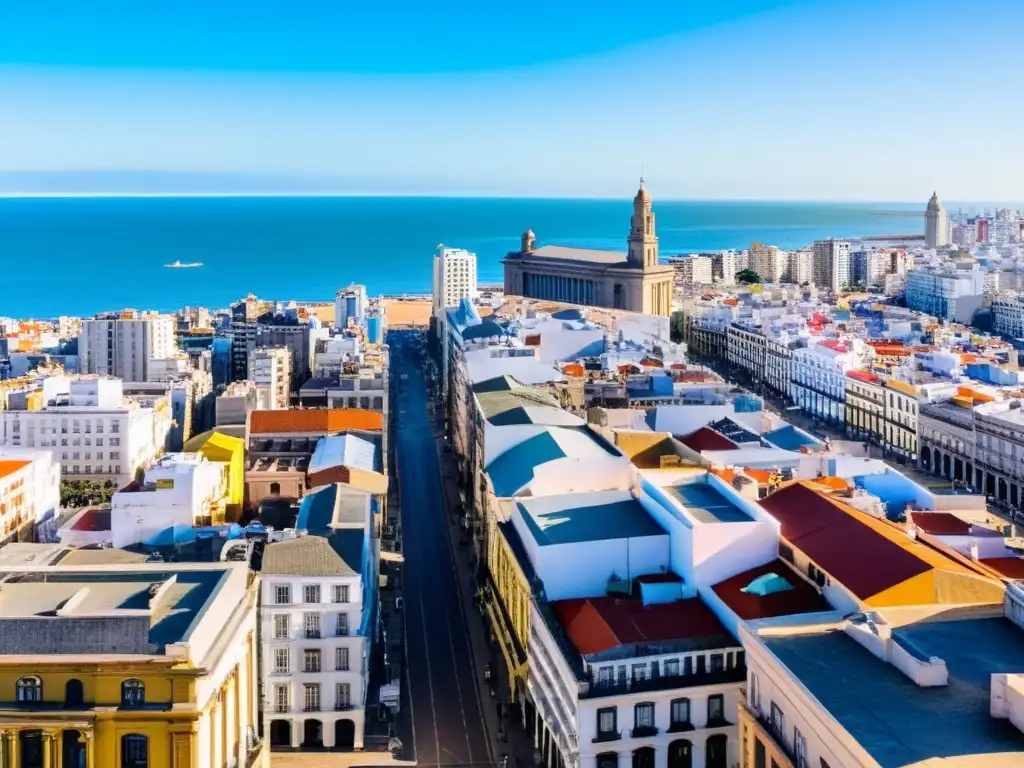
[432,424,537,768]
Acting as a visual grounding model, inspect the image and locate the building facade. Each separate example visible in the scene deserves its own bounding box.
[432,246,478,319]
[249,347,292,411]
[905,266,985,323]
[811,240,850,292]
[335,285,369,330]
[924,191,949,249]
[78,315,176,382]
[503,183,674,317]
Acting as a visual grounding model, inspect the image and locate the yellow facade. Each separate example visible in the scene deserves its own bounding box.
[185,431,245,518]
[485,515,532,701]
[738,700,794,768]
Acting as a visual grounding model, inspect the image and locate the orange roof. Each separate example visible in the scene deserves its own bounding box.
[812,476,850,491]
[561,363,584,378]
[250,409,383,434]
[885,379,918,396]
[0,460,31,480]
[743,467,773,483]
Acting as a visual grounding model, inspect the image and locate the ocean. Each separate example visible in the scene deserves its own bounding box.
[0,195,924,318]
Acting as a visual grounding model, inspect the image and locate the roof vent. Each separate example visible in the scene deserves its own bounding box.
[741,573,794,597]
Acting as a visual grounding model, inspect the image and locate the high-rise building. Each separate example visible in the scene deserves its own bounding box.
[748,243,785,283]
[78,315,176,382]
[249,346,292,410]
[811,239,851,292]
[924,192,949,249]
[671,255,714,289]
[783,249,814,285]
[335,285,368,330]
[432,246,478,318]
[976,218,990,243]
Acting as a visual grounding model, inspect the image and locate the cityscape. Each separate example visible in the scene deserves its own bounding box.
[1,186,1024,768]
[3,1,1024,767]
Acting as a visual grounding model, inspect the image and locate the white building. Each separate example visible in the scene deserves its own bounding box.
[991,295,1024,338]
[260,482,378,751]
[0,376,171,484]
[783,249,813,285]
[249,346,292,411]
[791,339,861,426]
[104,452,230,548]
[335,285,369,330]
[905,264,985,322]
[432,245,478,319]
[78,314,176,381]
[672,255,714,290]
[0,449,60,543]
[749,244,785,283]
[811,240,850,292]
[925,191,949,249]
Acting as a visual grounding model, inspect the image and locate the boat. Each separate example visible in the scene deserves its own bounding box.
[164,260,203,269]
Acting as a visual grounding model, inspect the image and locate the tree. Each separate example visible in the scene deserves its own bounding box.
[735,269,762,284]
[60,480,117,509]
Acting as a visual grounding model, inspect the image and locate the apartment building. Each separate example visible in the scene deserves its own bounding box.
[433,245,478,319]
[249,346,292,410]
[991,295,1024,337]
[0,376,171,484]
[905,265,985,322]
[0,450,60,543]
[811,240,850,292]
[78,314,176,382]
[748,244,785,283]
[791,340,858,426]
[672,255,714,290]
[782,249,813,286]
[335,284,369,330]
[260,483,377,751]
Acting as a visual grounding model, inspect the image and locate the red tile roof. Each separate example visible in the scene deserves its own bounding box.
[250,409,383,434]
[552,596,731,656]
[847,369,879,384]
[909,511,972,536]
[711,560,832,620]
[71,507,111,532]
[760,483,933,602]
[980,557,1024,580]
[680,427,738,453]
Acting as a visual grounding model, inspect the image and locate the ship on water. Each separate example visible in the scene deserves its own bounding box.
[165,260,203,268]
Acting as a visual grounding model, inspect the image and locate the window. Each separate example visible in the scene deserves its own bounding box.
[121,679,145,707]
[303,584,321,604]
[16,676,41,702]
[633,702,655,733]
[631,663,647,682]
[336,647,350,671]
[274,648,290,674]
[337,613,349,636]
[275,585,291,604]
[333,584,350,603]
[303,683,320,712]
[794,728,807,768]
[670,698,690,729]
[770,702,786,742]
[121,734,148,768]
[750,673,761,712]
[269,482,281,495]
[274,684,289,712]
[597,707,617,738]
[597,753,618,768]
[754,740,767,768]
[664,659,680,677]
[336,682,351,710]
[273,614,289,639]
[303,649,321,673]
[65,679,84,706]
[707,695,725,725]
[596,666,612,687]
[709,653,724,673]
[305,613,321,638]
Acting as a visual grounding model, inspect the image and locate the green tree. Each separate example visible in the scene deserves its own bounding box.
[735,269,762,284]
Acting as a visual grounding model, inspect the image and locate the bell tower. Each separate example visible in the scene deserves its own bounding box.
[627,178,658,269]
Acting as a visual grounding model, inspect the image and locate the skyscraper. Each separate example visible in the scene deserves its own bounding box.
[432,246,478,318]
[78,314,176,381]
[812,239,851,292]
[925,192,949,249]
[335,284,368,329]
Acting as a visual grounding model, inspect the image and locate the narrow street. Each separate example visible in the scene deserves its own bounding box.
[389,331,492,768]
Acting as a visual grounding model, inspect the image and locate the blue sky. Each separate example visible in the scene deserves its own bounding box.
[1,0,1022,199]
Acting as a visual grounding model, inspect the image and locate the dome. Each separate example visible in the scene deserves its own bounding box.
[634,177,650,202]
[927,191,942,209]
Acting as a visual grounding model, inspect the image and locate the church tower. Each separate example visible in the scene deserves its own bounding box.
[628,178,659,268]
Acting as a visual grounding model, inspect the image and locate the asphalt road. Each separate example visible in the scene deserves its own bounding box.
[390,331,492,768]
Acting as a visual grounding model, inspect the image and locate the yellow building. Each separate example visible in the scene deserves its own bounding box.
[183,430,245,519]
[484,515,533,703]
[0,559,264,768]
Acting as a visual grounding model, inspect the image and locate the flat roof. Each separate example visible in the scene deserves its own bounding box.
[520,244,630,266]
[486,426,617,498]
[518,490,666,546]
[763,619,1024,767]
[666,482,751,524]
[711,560,832,620]
[553,595,735,656]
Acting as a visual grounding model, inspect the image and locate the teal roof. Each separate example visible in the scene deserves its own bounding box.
[741,573,794,596]
[486,427,616,498]
[297,484,338,531]
[517,491,666,546]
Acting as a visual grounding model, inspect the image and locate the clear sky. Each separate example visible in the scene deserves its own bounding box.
[1,0,1022,200]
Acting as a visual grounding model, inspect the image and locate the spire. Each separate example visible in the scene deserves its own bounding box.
[635,176,650,203]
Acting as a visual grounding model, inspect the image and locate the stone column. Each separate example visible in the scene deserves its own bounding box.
[42,729,53,768]
[84,731,95,768]
[9,730,19,768]
[0,729,9,768]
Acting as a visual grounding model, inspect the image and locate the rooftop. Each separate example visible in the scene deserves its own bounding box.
[909,510,974,536]
[517,244,631,267]
[665,482,751,524]
[474,381,580,427]
[711,560,832,621]
[679,426,739,453]
[553,595,736,657]
[261,531,365,578]
[0,459,31,481]
[761,483,1003,608]
[307,432,382,475]
[762,618,1024,768]
[249,408,383,435]
[517,490,666,546]
[486,426,618,498]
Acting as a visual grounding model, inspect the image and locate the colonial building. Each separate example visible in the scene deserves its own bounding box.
[503,182,674,317]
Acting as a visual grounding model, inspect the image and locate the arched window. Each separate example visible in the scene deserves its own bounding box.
[16,676,42,703]
[65,679,84,707]
[270,482,281,495]
[121,734,148,768]
[121,679,145,707]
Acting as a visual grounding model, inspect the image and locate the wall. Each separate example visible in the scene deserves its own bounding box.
[527,457,633,497]
[531,535,670,601]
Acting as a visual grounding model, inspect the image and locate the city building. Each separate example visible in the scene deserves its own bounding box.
[432,246,478,320]
[217,381,261,427]
[78,314,176,382]
[748,244,785,283]
[260,482,379,751]
[991,295,1024,338]
[811,239,850,292]
[503,182,675,316]
[335,284,369,330]
[977,217,990,244]
[791,339,861,426]
[671,255,714,290]
[0,376,171,484]
[782,249,813,286]
[256,321,314,389]
[0,559,262,768]
[0,450,60,544]
[925,191,949,249]
[249,347,292,411]
[905,263,985,322]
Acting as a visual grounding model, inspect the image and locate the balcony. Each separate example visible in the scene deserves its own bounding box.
[666,721,694,734]
[582,667,746,699]
[630,726,659,739]
[305,629,322,639]
[303,704,321,713]
[334,703,356,711]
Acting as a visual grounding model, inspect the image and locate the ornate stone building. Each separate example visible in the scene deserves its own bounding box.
[502,181,675,316]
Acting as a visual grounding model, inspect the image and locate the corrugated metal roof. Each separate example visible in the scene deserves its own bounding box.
[308,433,382,474]
[250,409,383,434]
